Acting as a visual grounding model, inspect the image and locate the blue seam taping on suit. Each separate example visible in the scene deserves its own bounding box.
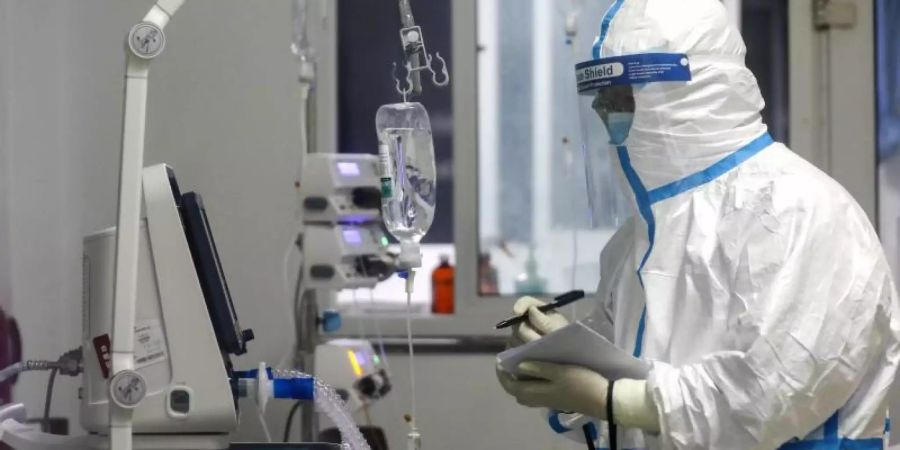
[632,308,647,358]
[610,130,880,450]
[777,438,883,450]
[592,0,626,59]
[616,133,773,357]
[824,413,839,441]
[616,145,653,357]
[611,131,884,448]
[647,133,774,204]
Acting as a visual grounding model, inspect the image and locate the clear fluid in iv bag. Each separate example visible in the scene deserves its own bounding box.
[376,103,437,244]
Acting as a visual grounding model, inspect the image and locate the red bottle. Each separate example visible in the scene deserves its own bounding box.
[431,255,455,314]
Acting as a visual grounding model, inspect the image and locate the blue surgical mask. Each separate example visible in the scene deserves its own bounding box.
[604,112,634,145]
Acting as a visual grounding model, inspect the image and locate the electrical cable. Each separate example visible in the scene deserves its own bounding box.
[41,368,58,433]
[607,380,617,450]
[283,400,302,442]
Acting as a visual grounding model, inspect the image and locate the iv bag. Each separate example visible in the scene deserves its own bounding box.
[375,102,437,268]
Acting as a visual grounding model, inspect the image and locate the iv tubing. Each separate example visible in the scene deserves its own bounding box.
[404,271,418,431]
[0,361,59,384]
[368,290,392,375]
[296,80,311,189]
[272,369,371,450]
[0,363,21,384]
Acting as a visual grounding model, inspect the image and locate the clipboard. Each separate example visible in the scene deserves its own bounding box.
[497,319,651,380]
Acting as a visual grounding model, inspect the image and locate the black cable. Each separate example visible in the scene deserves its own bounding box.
[607,380,617,450]
[583,424,597,450]
[283,400,302,442]
[41,368,58,433]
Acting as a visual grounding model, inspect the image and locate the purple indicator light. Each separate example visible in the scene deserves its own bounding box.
[337,162,360,177]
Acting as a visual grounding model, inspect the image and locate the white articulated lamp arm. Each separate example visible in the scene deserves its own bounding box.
[110,1,184,450]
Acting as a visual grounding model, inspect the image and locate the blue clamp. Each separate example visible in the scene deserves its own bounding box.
[321,310,342,333]
[273,377,315,401]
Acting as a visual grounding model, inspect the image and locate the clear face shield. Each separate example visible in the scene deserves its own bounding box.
[574,53,692,228]
[577,83,634,228]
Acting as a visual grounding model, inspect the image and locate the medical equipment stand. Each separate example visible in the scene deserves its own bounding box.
[110,2,186,449]
[292,154,393,442]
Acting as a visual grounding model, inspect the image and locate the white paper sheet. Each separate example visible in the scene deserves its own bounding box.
[497,319,651,380]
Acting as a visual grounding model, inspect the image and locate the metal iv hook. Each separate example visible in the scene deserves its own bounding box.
[393,53,450,97]
[429,51,450,87]
[392,25,451,98]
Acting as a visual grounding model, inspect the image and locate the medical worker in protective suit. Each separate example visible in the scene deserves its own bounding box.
[496,0,900,449]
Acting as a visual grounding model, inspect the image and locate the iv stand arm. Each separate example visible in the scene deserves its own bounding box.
[397,0,422,95]
[110,2,184,450]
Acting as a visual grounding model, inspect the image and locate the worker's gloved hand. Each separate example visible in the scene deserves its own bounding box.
[508,296,569,348]
[499,361,609,419]
[496,360,661,432]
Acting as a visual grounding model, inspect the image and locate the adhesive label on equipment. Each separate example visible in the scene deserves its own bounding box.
[92,334,112,379]
[575,53,691,93]
[133,319,168,369]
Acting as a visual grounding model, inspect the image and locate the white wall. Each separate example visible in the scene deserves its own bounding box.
[0,1,13,316]
[0,2,569,449]
[3,0,89,426]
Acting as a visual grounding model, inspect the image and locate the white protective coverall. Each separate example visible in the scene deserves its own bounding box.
[542,0,900,449]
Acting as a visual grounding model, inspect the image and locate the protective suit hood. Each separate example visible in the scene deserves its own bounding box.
[598,0,769,190]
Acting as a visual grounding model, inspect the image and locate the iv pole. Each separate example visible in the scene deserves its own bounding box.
[109,1,184,450]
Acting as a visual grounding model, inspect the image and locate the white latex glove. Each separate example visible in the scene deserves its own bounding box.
[496,297,572,410]
[497,361,661,433]
[509,296,570,347]
[498,361,609,419]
